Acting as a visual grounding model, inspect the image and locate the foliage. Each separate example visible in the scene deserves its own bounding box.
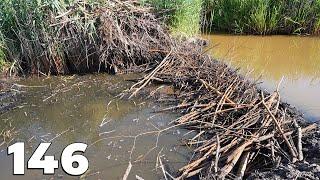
[147,0,320,35]
[0,0,101,74]
[205,0,320,35]
[142,0,202,37]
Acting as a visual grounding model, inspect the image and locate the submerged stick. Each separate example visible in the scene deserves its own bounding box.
[123,161,132,180]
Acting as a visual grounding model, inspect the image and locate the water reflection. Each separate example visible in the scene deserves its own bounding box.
[203,35,320,121]
[0,74,190,179]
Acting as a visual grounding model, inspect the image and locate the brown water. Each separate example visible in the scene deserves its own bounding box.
[203,35,320,121]
[0,74,190,179]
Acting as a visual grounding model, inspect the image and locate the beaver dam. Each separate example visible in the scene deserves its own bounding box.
[0,1,319,179]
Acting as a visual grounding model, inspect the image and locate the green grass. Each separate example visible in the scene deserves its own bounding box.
[0,32,7,72]
[202,0,320,35]
[314,0,320,34]
[0,0,101,74]
[0,0,319,75]
[142,0,202,37]
[147,0,320,35]
[170,0,202,37]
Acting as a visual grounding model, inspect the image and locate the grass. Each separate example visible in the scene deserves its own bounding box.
[0,0,101,75]
[147,0,320,35]
[0,32,7,73]
[203,0,320,35]
[0,0,319,75]
[314,0,320,34]
[170,0,202,37]
[142,0,202,37]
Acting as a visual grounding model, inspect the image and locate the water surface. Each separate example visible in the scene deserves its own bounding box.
[203,35,320,121]
[0,74,190,179]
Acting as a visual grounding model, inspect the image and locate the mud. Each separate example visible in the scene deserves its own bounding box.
[248,126,320,180]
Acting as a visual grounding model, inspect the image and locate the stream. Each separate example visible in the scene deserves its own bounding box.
[203,34,320,121]
[0,74,190,179]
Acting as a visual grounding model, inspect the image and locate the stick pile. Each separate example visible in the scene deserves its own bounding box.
[128,44,317,178]
[102,2,318,178]
[87,1,318,179]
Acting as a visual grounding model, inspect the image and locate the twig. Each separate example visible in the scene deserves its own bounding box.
[122,161,132,180]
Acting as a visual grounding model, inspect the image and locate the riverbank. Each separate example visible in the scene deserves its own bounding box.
[1,1,319,73]
[145,0,320,36]
[0,1,319,179]
[248,126,320,179]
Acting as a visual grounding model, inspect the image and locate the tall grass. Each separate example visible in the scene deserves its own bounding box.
[0,31,7,72]
[171,0,202,37]
[314,0,320,34]
[0,0,101,75]
[147,0,320,35]
[203,0,320,35]
[142,0,202,37]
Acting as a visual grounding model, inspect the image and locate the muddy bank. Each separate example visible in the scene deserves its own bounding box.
[248,127,320,179]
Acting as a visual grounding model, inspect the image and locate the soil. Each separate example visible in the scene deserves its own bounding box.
[248,126,320,180]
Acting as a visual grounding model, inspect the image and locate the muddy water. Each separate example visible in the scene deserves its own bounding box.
[0,74,190,179]
[203,35,320,121]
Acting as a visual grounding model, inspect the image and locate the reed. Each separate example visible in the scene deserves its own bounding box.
[314,0,320,34]
[147,0,320,35]
[0,0,100,75]
[170,0,202,37]
[203,0,320,35]
[142,0,202,37]
[0,32,6,72]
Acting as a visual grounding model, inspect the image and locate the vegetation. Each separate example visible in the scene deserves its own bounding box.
[142,0,202,37]
[0,34,7,73]
[0,0,174,75]
[0,0,319,74]
[148,0,320,35]
[0,0,100,75]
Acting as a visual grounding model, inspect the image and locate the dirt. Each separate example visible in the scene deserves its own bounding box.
[248,126,320,180]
